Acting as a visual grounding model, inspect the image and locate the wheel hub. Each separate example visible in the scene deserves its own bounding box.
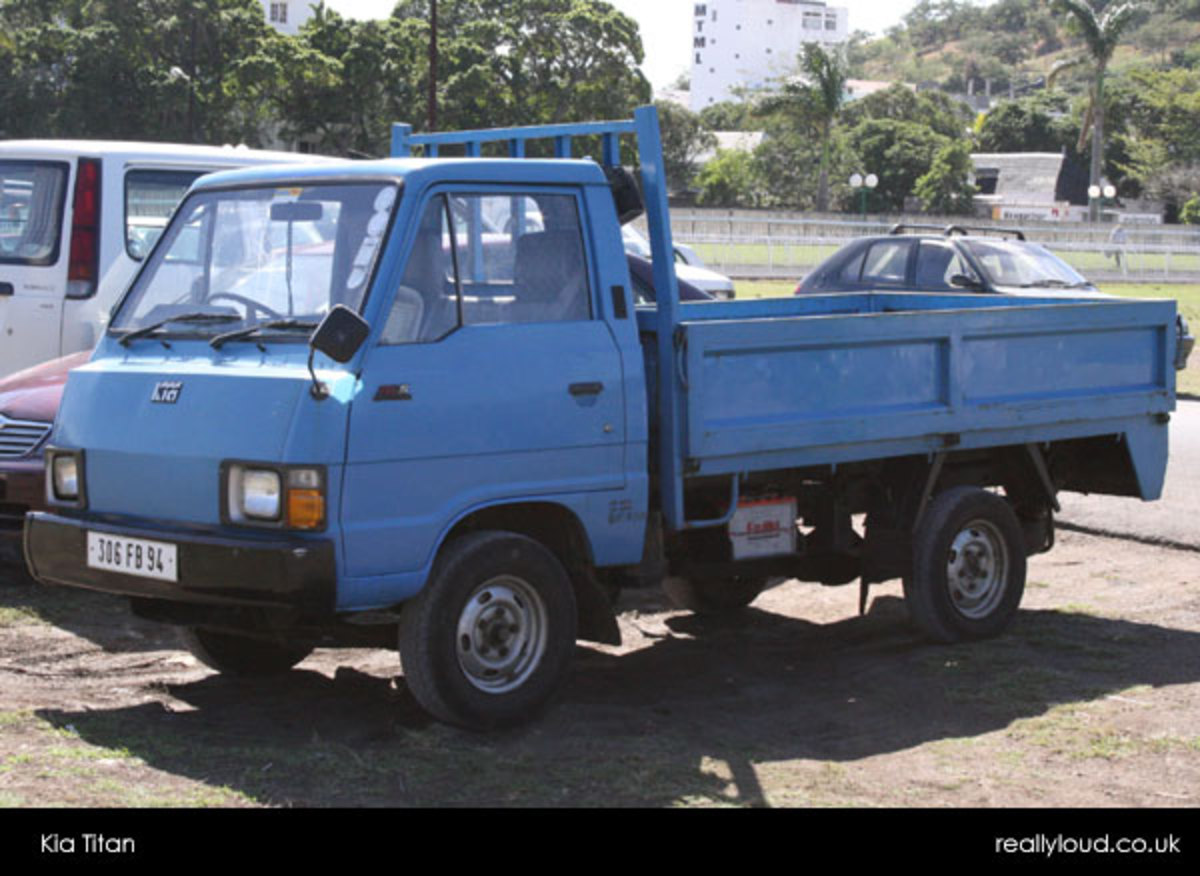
[946,520,1009,619]
[456,575,548,694]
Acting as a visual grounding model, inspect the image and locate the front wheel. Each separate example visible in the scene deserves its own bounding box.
[181,628,312,676]
[398,531,577,729]
[904,487,1026,643]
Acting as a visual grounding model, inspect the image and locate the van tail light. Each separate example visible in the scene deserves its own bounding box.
[66,157,101,299]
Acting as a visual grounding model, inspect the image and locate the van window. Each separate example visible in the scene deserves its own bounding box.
[125,170,206,260]
[0,161,69,266]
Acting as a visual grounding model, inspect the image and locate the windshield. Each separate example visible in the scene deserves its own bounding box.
[963,240,1089,288]
[112,182,397,336]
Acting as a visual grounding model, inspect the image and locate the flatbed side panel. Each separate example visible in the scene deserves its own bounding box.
[681,299,1175,479]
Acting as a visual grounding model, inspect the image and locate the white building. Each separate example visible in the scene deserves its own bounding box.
[260,1,313,36]
[690,0,849,111]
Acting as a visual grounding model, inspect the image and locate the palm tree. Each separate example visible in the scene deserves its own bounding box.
[801,43,848,213]
[762,43,847,213]
[1052,0,1141,221]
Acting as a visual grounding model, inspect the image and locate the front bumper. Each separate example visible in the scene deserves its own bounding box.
[24,511,337,617]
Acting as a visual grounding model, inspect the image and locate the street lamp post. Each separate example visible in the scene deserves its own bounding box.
[1087,182,1117,223]
[849,172,878,218]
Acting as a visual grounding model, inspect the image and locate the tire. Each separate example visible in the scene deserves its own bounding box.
[181,628,312,676]
[661,575,767,614]
[398,531,577,730]
[904,486,1026,643]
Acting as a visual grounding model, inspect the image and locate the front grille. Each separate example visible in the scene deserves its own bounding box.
[0,415,52,458]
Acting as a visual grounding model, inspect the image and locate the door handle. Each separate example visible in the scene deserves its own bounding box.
[568,381,604,397]
[0,283,13,296]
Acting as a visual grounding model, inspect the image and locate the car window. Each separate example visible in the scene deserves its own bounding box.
[915,241,977,291]
[125,170,206,260]
[0,160,68,266]
[834,247,867,285]
[860,240,913,285]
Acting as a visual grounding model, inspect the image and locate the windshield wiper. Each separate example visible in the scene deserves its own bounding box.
[209,318,319,349]
[119,312,242,346]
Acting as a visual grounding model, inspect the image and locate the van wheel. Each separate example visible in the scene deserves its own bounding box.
[181,628,312,676]
[904,487,1026,643]
[661,575,767,614]
[398,532,577,730]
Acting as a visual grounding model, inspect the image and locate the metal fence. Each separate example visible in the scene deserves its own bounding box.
[655,211,1200,284]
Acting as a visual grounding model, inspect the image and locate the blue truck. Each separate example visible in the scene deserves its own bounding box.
[25,108,1180,729]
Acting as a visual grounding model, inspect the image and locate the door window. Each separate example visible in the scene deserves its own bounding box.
[381,191,591,344]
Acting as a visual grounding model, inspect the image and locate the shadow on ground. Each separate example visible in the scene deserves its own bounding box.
[34,594,1200,807]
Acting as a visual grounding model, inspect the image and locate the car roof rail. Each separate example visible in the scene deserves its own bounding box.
[888,223,946,236]
[943,224,1027,241]
[889,222,1027,241]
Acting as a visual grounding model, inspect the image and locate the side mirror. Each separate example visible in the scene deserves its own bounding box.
[311,304,369,363]
[307,305,369,400]
[949,274,983,291]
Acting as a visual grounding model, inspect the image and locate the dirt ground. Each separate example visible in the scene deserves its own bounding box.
[0,527,1197,808]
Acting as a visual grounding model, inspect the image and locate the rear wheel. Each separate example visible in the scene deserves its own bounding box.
[904,487,1026,643]
[181,628,312,676]
[661,575,768,614]
[398,531,577,729]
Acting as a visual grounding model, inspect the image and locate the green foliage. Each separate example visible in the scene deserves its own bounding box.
[699,101,754,131]
[0,0,650,155]
[0,0,284,144]
[977,93,1077,153]
[654,100,716,194]
[841,85,974,140]
[914,140,978,214]
[1181,195,1200,224]
[846,118,952,211]
[695,149,763,207]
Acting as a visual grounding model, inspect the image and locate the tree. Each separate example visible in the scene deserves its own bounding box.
[846,118,951,212]
[653,100,716,194]
[1181,194,1200,224]
[977,92,1077,153]
[759,43,847,212]
[695,149,763,207]
[914,140,977,214]
[389,0,650,134]
[1053,0,1142,220]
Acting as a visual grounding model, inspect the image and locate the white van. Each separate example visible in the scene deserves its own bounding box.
[0,141,341,377]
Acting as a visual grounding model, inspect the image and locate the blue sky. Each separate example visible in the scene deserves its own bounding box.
[324,1,928,91]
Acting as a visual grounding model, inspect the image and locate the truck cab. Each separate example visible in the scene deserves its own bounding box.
[26,150,652,729]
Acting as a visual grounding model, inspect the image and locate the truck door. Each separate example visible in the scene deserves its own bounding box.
[341,188,627,581]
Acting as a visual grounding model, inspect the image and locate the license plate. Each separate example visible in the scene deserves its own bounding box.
[86,532,178,582]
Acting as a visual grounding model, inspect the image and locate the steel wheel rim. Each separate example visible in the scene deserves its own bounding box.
[946,519,1009,619]
[456,575,548,694]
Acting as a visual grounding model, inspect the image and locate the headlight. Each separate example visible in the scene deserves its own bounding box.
[225,464,324,530]
[47,449,84,505]
[241,469,281,520]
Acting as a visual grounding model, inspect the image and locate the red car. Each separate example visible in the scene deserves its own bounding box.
[0,351,89,576]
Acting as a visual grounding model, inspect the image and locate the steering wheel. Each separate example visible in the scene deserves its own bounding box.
[207,293,284,322]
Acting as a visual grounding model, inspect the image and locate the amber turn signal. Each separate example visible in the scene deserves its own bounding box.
[286,488,325,530]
